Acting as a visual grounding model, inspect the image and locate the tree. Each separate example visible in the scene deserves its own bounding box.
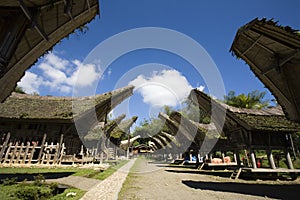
[223,90,269,109]
[180,99,210,123]
[14,86,26,94]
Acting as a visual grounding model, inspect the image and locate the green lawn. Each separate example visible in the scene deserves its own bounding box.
[0,160,129,180]
[0,182,85,200]
[0,160,130,199]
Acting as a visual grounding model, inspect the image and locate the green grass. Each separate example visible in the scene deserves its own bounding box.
[0,160,129,180]
[0,160,131,200]
[92,160,129,180]
[0,167,95,176]
[0,183,85,200]
[49,188,85,200]
[118,158,144,199]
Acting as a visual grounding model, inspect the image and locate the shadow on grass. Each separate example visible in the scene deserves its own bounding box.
[0,172,74,183]
[182,180,300,200]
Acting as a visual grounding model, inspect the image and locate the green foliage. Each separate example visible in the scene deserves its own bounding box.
[14,86,26,94]
[49,188,85,200]
[92,160,129,180]
[132,140,140,147]
[16,185,53,200]
[34,174,46,186]
[180,99,210,123]
[1,177,17,186]
[163,105,172,115]
[134,118,169,145]
[223,90,269,109]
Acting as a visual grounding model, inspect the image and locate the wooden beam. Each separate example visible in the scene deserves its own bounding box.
[243,32,275,55]
[234,48,291,104]
[286,150,294,169]
[18,0,49,41]
[279,49,300,67]
[86,0,91,12]
[262,50,300,75]
[37,133,47,163]
[267,150,276,169]
[241,35,263,56]
[0,132,10,161]
[250,150,257,169]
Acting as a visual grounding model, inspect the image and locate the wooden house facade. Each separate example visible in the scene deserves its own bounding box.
[188,89,300,170]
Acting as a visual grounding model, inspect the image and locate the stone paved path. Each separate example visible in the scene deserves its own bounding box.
[80,158,136,200]
[46,176,102,191]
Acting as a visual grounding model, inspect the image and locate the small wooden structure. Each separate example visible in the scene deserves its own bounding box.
[231,18,300,122]
[132,144,153,154]
[0,86,134,161]
[188,89,300,178]
[0,0,99,102]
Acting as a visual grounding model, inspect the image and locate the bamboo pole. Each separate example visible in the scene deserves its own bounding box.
[37,133,47,163]
[0,132,10,162]
[22,142,30,164]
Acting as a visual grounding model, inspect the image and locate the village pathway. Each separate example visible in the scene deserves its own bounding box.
[80,158,136,200]
[119,158,300,200]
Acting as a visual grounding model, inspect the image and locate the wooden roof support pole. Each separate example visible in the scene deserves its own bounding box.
[250,149,257,169]
[63,0,74,20]
[288,133,298,159]
[0,132,10,162]
[86,0,91,12]
[285,149,294,169]
[18,0,49,41]
[267,149,276,169]
[37,133,47,163]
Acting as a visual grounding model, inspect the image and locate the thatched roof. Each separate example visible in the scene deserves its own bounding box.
[0,0,99,102]
[110,116,138,139]
[83,114,126,141]
[0,86,134,123]
[188,89,300,132]
[230,18,300,122]
[159,112,220,145]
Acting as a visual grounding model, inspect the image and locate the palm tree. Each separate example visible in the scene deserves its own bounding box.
[223,90,269,109]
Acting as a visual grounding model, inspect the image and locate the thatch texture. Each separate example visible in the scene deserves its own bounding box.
[0,86,134,123]
[110,116,138,139]
[230,18,300,122]
[188,89,300,132]
[83,114,126,141]
[0,0,99,102]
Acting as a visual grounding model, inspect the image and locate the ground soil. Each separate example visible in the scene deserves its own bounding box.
[119,158,300,200]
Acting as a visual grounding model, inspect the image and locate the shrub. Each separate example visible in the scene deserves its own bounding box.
[16,185,53,200]
[1,177,17,185]
[34,174,45,186]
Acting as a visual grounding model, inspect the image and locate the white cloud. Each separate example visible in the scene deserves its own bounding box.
[129,69,194,107]
[18,71,43,94]
[196,85,205,91]
[18,52,102,95]
[45,52,69,70]
[69,60,101,87]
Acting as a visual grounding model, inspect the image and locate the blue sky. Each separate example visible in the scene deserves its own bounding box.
[18,0,300,126]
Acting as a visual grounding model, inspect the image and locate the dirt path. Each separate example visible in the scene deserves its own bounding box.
[81,158,136,200]
[119,158,300,200]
